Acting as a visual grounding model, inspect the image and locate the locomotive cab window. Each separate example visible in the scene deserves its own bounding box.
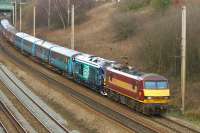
[157,81,168,89]
[79,64,84,75]
[145,81,168,89]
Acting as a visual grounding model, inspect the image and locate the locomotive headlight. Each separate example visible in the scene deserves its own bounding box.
[164,96,169,99]
[147,97,152,100]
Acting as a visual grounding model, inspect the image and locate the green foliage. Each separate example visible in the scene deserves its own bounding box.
[119,0,151,11]
[151,0,171,10]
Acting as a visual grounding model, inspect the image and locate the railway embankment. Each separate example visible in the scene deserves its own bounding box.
[0,36,200,133]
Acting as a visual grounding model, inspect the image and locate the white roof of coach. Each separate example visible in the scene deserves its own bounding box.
[16,32,41,43]
[23,35,41,43]
[35,41,58,49]
[16,32,30,38]
[1,19,16,33]
[1,19,10,28]
[50,46,80,57]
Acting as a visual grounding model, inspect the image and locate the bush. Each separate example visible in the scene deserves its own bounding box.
[151,0,171,10]
[111,12,137,41]
[119,0,151,11]
[137,4,200,77]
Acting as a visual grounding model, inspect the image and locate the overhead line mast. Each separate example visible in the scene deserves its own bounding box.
[71,3,74,50]
[181,5,186,114]
[33,0,36,37]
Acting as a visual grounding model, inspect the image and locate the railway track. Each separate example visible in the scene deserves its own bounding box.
[0,63,70,133]
[0,101,26,133]
[0,85,36,133]
[0,122,8,133]
[151,116,200,133]
[0,39,200,133]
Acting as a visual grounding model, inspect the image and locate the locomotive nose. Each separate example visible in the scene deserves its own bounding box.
[144,89,170,97]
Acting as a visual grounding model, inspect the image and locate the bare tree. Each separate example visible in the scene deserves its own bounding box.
[54,0,66,30]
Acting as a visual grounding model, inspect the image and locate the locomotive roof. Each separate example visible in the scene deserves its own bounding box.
[75,54,114,68]
[107,67,143,80]
[50,46,80,57]
[16,32,43,44]
[141,73,167,81]
[107,67,167,81]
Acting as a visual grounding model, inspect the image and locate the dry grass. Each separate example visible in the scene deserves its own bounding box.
[41,2,146,66]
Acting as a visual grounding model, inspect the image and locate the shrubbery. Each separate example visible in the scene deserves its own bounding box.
[137,5,200,77]
[119,0,150,11]
[111,0,200,77]
[118,0,171,11]
[111,12,137,41]
[111,0,172,41]
[137,10,181,74]
[151,0,171,10]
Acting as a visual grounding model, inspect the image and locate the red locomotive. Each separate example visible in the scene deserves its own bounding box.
[105,66,170,114]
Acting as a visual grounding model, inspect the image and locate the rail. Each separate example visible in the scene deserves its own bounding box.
[0,64,70,133]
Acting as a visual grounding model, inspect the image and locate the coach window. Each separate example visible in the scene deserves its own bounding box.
[109,74,113,81]
[38,47,42,53]
[59,55,65,62]
[65,58,68,63]
[52,52,57,58]
[79,64,84,75]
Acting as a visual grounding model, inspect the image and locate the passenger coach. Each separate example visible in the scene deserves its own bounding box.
[35,41,57,62]
[49,46,80,75]
[1,19,17,43]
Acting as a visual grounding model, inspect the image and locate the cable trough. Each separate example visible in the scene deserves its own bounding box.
[0,64,71,133]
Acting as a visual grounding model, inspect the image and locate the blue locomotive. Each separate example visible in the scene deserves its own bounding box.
[73,54,114,95]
